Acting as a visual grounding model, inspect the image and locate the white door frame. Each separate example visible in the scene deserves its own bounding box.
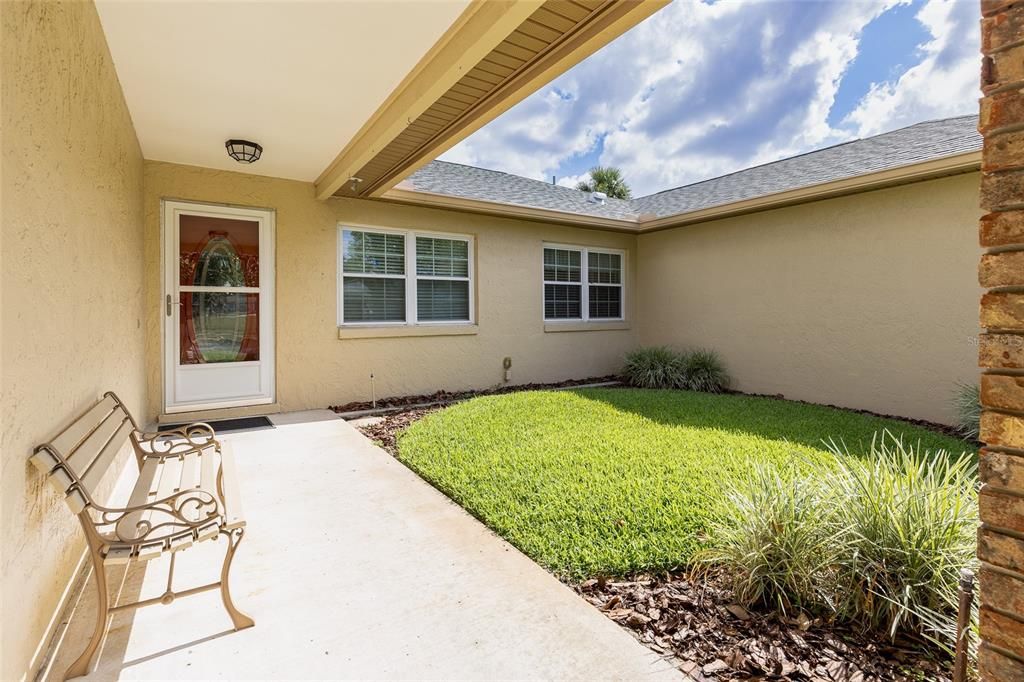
[162,199,276,414]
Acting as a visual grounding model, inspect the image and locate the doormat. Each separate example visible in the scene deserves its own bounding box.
[162,416,274,434]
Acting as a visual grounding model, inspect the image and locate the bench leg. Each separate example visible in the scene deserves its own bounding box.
[219,528,254,630]
[65,544,109,680]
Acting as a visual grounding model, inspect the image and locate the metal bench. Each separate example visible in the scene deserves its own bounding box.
[31,391,254,680]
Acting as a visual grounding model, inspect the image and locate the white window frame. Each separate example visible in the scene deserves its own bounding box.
[542,243,626,323]
[338,224,475,327]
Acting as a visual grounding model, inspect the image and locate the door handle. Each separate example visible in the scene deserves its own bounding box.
[166,294,182,317]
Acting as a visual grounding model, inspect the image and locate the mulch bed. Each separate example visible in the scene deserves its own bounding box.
[578,573,952,681]
[329,375,620,414]
[356,406,440,454]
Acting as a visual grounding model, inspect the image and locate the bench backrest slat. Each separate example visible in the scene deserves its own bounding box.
[49,395,118,457]
[79,419,135,493]
[35,393,137,512]
[65,409,129,479]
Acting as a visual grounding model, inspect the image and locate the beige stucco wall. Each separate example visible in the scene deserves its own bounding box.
[1,2,147,680]
[143,161,638,417]
[637,171,983,425]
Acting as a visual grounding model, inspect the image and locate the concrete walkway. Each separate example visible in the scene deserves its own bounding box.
[44,411,683,681]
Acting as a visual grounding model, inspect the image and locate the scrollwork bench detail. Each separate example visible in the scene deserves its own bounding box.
[31,391,254,680]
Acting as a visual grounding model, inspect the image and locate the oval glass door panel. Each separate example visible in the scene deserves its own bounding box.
[180,292,259,364]
[180,215,259,287]
[178,215,260,365]
[195,237,245,287]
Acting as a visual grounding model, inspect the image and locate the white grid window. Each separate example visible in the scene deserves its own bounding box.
[416,236,470,322]
[341,230,406,323]
[543,245,625,322]
[543,247,582,319]
[339,226,474,326]
[587,251,622,319]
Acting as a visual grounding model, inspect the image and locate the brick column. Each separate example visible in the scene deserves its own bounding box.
[979,2,1024,678]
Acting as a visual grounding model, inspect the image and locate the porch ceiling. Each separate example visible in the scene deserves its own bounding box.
[96,1,668,199]
[94,0,471,182]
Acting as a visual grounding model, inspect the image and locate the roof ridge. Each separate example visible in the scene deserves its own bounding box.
[427,161,635,205]
[429,159,593,196]
[413,114,979,221]
[631,113,978,203]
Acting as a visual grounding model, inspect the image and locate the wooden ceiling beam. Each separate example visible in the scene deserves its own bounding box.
[318,0,669,201]
[364,0,669,198]
[314,1,542,200]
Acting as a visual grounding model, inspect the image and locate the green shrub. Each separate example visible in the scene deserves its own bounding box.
[622,346,729,392]
[622,346,686,388]
[701,431,977,644]
[699,461,844,617]
[680,348,730,393]
[952,382,981,440]
[827,432,978,638]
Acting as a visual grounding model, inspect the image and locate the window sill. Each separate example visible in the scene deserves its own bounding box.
[338,324,478,340]
[544,321,630,333]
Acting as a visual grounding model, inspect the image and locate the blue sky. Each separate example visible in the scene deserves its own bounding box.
[441,0,979,197]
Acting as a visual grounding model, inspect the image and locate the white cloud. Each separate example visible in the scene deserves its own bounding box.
[442,81,604,182]
[591,0,900,194]
[843,0,978,136]
[441,0,979,197]
[556,172,589,190]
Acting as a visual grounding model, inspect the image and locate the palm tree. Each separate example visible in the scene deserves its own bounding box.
[575,165,632,200]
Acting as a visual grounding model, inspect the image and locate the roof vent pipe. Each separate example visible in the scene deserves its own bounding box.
[588,191,607,205]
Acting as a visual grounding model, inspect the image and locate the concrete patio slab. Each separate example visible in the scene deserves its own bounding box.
[42,411,684,681]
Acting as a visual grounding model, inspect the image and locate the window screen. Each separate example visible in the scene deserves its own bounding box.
[543,248,583,319]
[416,236,471,322]
[341,230,406,323]
[342,230,405,275]
[588,251,622,319]
[343,277,405,323]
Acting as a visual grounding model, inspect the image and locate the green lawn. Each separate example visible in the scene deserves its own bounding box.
[397,388,972,579]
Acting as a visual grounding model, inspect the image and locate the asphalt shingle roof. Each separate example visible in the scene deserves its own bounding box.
[402,160,638,220]
[401,115,981,222]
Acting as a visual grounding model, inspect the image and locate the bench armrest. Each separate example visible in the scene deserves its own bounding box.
[92,487,223,546]
[134,422,218,458]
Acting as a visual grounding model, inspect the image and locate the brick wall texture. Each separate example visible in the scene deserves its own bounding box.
[980,1,1024,678]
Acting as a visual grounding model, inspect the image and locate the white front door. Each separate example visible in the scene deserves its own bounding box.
[163,200,275,413]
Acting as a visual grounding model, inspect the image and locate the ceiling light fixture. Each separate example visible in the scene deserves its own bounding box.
[225,139,262,164]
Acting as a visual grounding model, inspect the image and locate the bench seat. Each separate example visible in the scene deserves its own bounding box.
[101,441,245,565]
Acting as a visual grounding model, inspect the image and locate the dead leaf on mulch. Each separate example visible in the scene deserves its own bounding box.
[627,611,651,628]
[725,604,751,621]
[703,659,729,675]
